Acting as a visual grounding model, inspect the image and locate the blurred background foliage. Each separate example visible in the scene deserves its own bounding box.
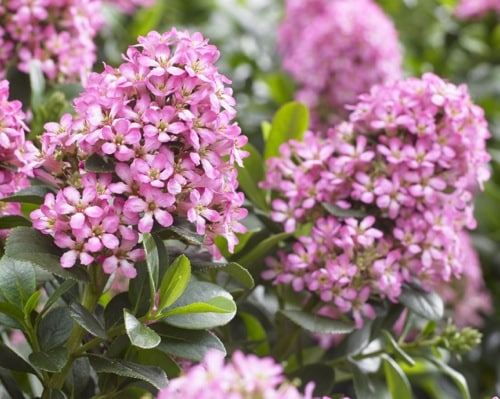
[9,0,500,397]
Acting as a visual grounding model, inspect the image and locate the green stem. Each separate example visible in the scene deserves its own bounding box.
[45,265,109,395]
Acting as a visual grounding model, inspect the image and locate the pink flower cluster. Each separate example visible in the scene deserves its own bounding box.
[0,80,39,237]
[277,0,402,127]
[31,28,248,278]
[262,73,491,327]
[157,350,337,399]
[455,0,500,19]
[0,0,156,83]
[0,0,102,82]
[439,232,492,327]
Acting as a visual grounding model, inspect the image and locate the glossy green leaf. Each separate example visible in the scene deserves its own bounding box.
[427,357,471,399]
[163,281,236,329]
[280,309,354,334]
[193,261,254,289]
[70,302,108,339]
[239,311,269,356]
[88,355,168,390]
[264,101,309,159]
[0,256,36,307]
[233,232,292,268]
[154,324,226,361]
[0,302,24,327]
[67,357,91,398]
[5,227,89,282]
[104,292,131,330]
[38,306,74,351]
[157,254,191,311]
[382,355,413,399]
[399,284,444,321]
[131,347,181,378]
[1,185,54,205]
[142,232,160,297]
[237,143,268,210]
[124,310,161,349]
[23,290,42,315]
[0,215,31,229]
[128,260,153,317]
[158,224,204,246]
[41,280,77,314]
[0,342,37,374]
[321,203,367,219]
[29,347,68,372]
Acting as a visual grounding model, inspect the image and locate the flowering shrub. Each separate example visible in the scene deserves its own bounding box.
[278,0,402,126]
[262,73,491,327]
[31,28,248,278]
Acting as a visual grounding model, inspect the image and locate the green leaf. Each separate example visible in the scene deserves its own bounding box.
[261,121,272,142]
[67,357,91,398]
[154,324,226,361]
[104,292,131,330]
[42,389,68,399]
[84,153,116,173]
[239,311,269,356]
[162,296,236,317]
[29,60,46,107]
[0,256,36,307]
[381,330,415,367]
[23,290,42,315]
[193,262,254,289]
[237,143,268,210]
[163,281,236,330]
[1,185,55,205]
[129,0,167,38]
[41,280,77,314]
[0,302,24,327]
[322,203,367,219]
[280,309,354,334]
[0,367,27,399]
[69,302,108,339]
[88,355,168,390]
[38,306,74,351]
[130,347,181,378]
[29,347,68,372]
[128,261,152,317]
[157,254,191,311]
[350,361,387,399]
[399,284,444,321]
[232,232,292,268]
[0,215,31,228]
[157,224,204,246]
[264,102,309,159]
[5,227,89,282]
[427,357,471,399]
[0,342,37,374]
[142,233,159,291]
[382,355,413,399]
[124,310,161,349]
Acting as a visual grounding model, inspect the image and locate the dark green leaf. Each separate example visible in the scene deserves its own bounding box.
[124,310,161,349]
[399,284,444,321]
[345,319,373,357]
[41,280,77,314]
[84,153,116,173]
[280,309,354,334]
[88,355,168,390]
[350,361,382,399]
[0,255,36,307]
[264,101,309,159]
[142,233,159,294]
[43,389,68,399]
[67,357,91,398]
[38,306,74,351]
[382,355,413,399]
[163,281,236,330]
[427,357,471,399]
[157,254,191,311]
[104,292,131,330]
[154,324,225,361]
[128,261,152,317]
[157,224,204,246]
[0,215,31,228]
[321,203,367,219]
[0,342,37,374]
[0,302,24,327]
[239,311,269,356]
[29,347,68,372]
[5,227,89,282]
[131,348,181,378]
[1,185,55,205]
[70,302,107,339]
[192,261,254,289]
[0,367,27,399]
[232,232,293,268]
[237,143,268,210]
[23,290,42,315]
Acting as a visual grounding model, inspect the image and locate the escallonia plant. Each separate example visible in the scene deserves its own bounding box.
[0,25,490,399]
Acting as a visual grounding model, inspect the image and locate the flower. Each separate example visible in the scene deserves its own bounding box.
[156,350,333,399]
[278,0,402,127]
[32,28,248,277]
[262,73,491,329]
